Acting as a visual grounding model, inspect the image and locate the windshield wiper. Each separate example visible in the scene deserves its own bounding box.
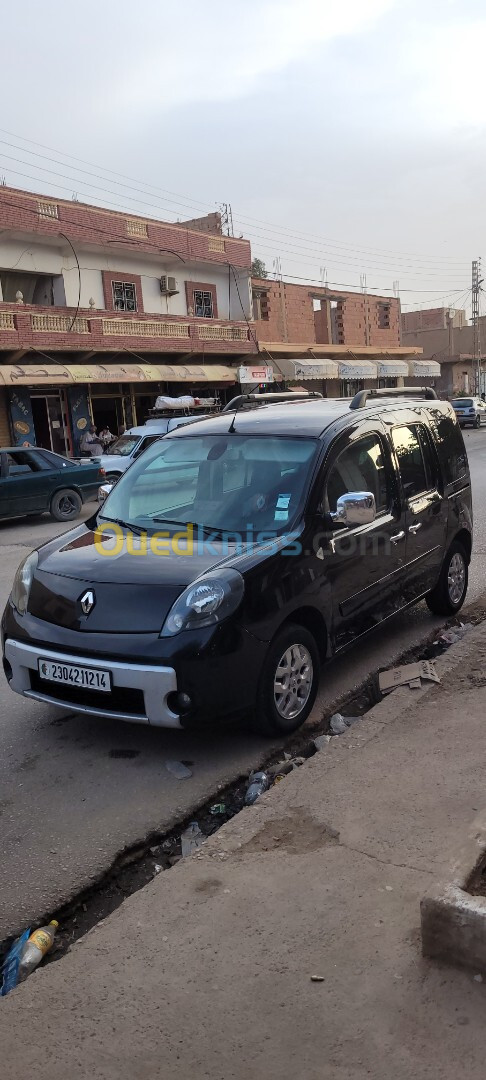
[99,516,144,536]
[152,517,226,538]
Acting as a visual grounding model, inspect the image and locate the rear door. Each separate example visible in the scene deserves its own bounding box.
[390,422,445,600]
[319,422,407,646]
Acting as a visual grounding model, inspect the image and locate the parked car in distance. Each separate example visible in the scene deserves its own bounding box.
[0,447,104,523]
[99,416,208,483]
[450,397,486,428]
[3,388,472,736]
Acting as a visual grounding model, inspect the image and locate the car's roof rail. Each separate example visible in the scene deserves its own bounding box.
[349,386,438,411]
[221,391,323,413]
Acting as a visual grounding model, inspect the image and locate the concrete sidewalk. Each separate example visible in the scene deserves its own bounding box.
[3,625,486,1079]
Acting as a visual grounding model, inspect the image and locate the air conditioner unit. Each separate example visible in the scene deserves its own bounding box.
[160,275,178,295]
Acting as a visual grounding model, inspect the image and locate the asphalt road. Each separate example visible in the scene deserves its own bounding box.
[1,430,485,942]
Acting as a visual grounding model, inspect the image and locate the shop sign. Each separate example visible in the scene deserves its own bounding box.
[8,389,36,446]
[238,366,274,384]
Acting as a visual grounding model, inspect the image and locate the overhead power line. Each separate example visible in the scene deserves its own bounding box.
[0,126,471,270]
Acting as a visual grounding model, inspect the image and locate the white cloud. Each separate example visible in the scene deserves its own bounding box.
[124,0,395,112]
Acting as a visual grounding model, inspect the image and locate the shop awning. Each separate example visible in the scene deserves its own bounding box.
[376,358,409,377]
[338,359,377,379]
[274,356,339,381]
[0,362,238,386]
[407,359,441,378]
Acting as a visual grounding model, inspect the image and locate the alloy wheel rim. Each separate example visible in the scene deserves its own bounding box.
[448,552,466,605]
[273,643,313,720]
[59,496,75,515]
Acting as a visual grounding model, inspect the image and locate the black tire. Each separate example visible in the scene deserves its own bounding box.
[105,473,121,484]
[426,541,469,616]
[476,415,482,428]
[50,489,82,522]
[251,623,320,736]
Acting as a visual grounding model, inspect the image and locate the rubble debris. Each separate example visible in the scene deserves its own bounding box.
[329,713,361,735]
[435,623,473,648]
[0,929,30,996]
[245,771,270,805]
[209,803,227,816]
[291,756,306,769]
[378,660,440,695]
[153,864,163,875]
[17,921,59,984]
[165,759,192,780]
[310,975,325,982]
[180,822,205,857]
[268,760,293,778]
[314,735,332,751]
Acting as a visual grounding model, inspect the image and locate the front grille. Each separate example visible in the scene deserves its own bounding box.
[29,671,146,716]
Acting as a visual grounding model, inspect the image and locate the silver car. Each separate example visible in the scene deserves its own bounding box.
[450,397,486,429]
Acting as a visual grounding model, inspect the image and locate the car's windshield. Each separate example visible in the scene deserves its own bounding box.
[106,435,141,457]
[100,434,318,536]
[451,399,474,408]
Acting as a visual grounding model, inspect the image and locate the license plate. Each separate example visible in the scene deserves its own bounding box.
[38,659,111,692]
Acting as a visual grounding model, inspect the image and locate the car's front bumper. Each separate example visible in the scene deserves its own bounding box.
[2,602,269,728]
[4,638,180,727]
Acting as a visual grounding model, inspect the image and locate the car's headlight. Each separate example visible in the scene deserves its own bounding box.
[11,551,38,615]
[161,568,244,637]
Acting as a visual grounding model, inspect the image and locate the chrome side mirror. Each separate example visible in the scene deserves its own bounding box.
[330,491,376,528]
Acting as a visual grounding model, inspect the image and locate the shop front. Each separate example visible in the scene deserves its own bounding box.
[1,360,240,454]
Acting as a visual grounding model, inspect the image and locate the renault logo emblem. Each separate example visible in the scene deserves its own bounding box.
[80,590,95,615]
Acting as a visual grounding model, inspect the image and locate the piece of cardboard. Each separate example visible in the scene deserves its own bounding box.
[378,660,440,694]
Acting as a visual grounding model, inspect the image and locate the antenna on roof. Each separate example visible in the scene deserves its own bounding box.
[227,410,237,433]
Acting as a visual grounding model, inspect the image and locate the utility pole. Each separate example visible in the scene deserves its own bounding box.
[360,273,370,346]
[472,259,483,395]
[218,203,234,237]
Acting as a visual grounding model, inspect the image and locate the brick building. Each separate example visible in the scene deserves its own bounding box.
[251,277,431,396]
[402,308,485,396]
[402,307,467,334]
[0,186,255,452]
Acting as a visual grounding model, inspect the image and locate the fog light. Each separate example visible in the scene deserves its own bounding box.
[167,691,192,715]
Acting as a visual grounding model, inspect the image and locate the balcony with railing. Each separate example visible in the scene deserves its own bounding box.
[0,303,255,354]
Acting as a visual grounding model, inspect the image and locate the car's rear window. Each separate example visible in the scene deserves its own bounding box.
[426,409,468,485]
[451,399,473,408]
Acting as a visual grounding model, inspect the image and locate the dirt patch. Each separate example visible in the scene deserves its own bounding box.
[238,810,339,856]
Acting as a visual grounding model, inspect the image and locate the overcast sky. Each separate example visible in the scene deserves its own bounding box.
[1,0,485,312]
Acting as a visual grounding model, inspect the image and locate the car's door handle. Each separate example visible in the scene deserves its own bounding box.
[409,523,422,534]
[390,531,406,544]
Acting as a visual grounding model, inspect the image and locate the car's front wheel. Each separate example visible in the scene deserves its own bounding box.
[476,415,482,428]
[251,623,320,736]
[426,541,469,616]
[105,472,121,484]
[50,489,82,522]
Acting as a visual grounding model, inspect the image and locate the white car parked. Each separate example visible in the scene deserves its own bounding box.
[100,416,202,483]
[451,397,486,429]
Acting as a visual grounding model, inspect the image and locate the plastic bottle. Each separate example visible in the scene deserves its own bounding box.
[245,771,270,805]
[17,920,58,982]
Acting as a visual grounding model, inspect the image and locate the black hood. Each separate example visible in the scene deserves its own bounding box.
[29,523,304,634]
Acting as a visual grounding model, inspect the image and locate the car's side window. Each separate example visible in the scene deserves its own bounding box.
[5,452,39,475]
[391,425,431,499]
[326,433,390,516]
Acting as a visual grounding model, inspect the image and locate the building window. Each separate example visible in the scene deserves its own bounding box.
[193,289,214,318]
[38,200,58,219]
[126,219,148,238]
[112,281,137,312]
[208,237,225,253]
[252,290,269,321]
[377,302,391,329]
